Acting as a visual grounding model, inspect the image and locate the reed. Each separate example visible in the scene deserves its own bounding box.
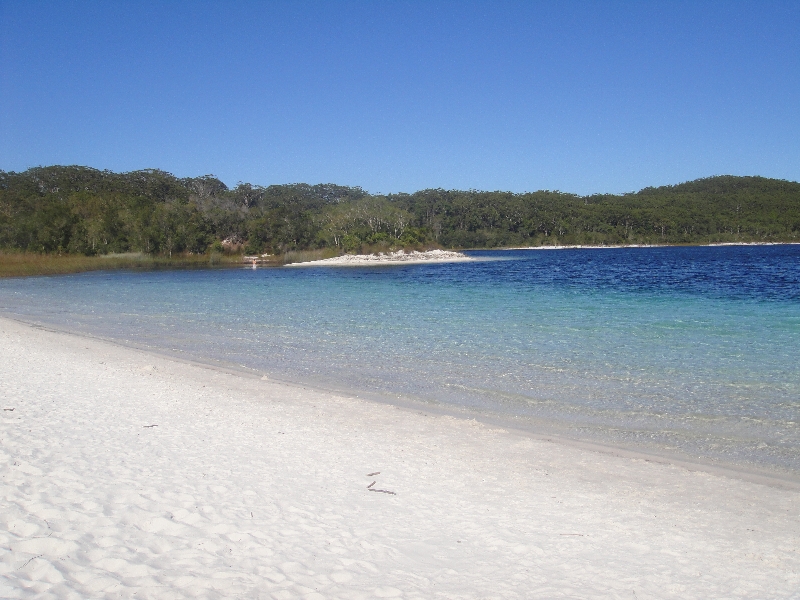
[0,252,242,278]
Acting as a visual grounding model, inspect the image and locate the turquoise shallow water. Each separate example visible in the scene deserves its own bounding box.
[1,245,799,477]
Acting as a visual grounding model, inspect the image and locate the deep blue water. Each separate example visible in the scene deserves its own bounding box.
[1,245,799,476]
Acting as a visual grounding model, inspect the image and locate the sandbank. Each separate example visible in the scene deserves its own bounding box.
[285,249,474,267]
[1,317,799,598]
[508,242,800,250]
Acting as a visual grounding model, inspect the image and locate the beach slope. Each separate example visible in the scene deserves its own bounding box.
[1,317,798,598]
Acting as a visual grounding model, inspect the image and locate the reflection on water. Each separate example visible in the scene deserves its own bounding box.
[1,245,799,476]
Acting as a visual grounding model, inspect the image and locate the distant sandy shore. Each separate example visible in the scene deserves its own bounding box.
[1,316,799,598]
[508,241,800,250]
[285,249,474,267]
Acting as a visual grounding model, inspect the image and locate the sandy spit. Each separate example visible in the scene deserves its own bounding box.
[1,317,799,599]
[285,249,474,267]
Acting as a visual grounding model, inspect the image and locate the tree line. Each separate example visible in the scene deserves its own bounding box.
[1,165,798,256]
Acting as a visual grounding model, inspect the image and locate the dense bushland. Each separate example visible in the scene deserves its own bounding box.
[1,166,798,257]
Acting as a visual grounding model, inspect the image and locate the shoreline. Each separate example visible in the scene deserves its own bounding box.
[3,313,798,492]
[284,249,475,267]
[2,316,799,597]
[283,242,800,267]
[2,242,798,279]
[504,241,800,250]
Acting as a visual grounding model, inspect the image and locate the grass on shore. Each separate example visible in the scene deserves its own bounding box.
[0,252,247,278]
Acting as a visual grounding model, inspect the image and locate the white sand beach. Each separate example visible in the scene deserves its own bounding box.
[1,316,799,599]
[508,242,800,251]
[285,249,474,267]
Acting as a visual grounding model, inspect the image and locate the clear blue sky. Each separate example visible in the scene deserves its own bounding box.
[1,1,798,195]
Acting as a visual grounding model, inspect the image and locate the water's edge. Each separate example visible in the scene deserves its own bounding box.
[5,313,799,491]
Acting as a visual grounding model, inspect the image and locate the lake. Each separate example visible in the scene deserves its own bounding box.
[2,244,799,478]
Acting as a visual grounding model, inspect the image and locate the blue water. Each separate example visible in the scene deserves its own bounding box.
[1,245,799,477]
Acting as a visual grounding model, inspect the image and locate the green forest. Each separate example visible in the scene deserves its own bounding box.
[1,165,799,257]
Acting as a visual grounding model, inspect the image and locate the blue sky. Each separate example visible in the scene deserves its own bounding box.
[1,1,798,195]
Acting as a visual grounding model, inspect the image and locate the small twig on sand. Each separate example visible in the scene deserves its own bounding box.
[18,555,42,570]
[369,489,396,495]
[366,472,380,476]
[367,481,376,488]
[143,424,158,428]
[3,408,14,411]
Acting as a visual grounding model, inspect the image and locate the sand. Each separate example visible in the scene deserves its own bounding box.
[508,242,800,251]
[285,249,474,267]
[1,317,799,599]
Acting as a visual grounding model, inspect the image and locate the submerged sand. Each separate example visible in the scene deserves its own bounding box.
[285,249,474,267]
[1,317,799,598]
